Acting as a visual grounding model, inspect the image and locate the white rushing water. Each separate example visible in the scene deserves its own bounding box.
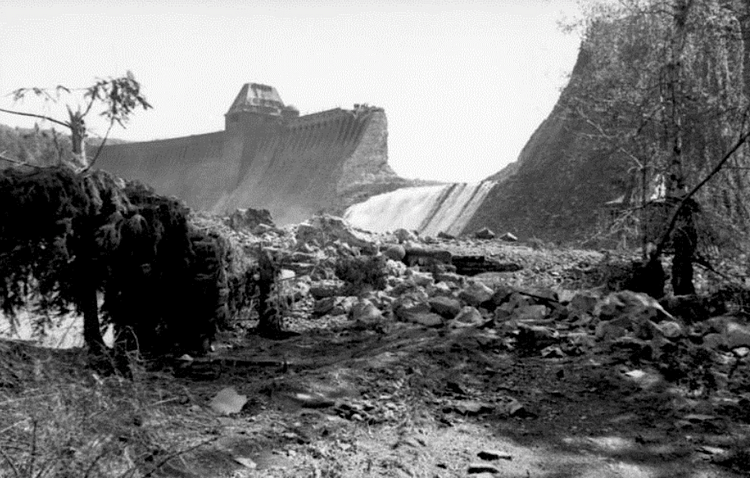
[344,181,496,236]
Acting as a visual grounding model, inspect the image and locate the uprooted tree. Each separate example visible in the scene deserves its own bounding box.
[0,166,234,357]
[567,0,750,296]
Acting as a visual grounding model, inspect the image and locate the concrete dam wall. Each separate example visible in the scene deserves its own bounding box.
[97,83,404,225]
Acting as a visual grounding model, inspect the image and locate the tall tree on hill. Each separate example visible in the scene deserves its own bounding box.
[0,71,151,170]
[568,0,750,296]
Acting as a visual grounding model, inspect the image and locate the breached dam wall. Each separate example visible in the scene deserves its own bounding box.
[344,181,496,237]
[97,106,403,225]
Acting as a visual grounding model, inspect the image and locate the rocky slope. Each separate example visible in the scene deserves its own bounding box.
[468,2,750,243]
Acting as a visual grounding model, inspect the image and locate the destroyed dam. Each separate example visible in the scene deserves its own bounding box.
[97,83,497,236]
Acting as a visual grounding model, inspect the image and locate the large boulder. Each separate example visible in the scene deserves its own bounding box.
[473,227,496,240]
[429,296,462,319]
[295,215,374,250]
[459,282,494,307]
[594,291,674,323]
[227,208,274,231]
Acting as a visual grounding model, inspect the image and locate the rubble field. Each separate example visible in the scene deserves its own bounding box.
[3,215,750,478]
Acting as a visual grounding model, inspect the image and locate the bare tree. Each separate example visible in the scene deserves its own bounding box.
[568,0,750,296]
[0,71,151,170]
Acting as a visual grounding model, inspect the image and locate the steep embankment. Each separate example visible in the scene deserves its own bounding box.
[463,45,632,243]
[468,3,750,243]
[97,108,408,224]
[466,108,630,243]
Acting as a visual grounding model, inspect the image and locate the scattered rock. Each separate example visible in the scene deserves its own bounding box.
[541,345,565,358]
[296,215,374,250]
[429,296,462,319]
[477,449,513,461]
[233,456,258,469]
[473,227,496,240]
[434,271,465,287]
[595,291,674,322]
[468,463,501,474]
[446,400,495,416]
[209,387,247,415]
[569,291,599,316]
[382,244,406,261]
[513,304,548,322]
[453,255,523,276]
[403,247,453,268]
[349,299,383,323]
[313,297,336,316]
[483,285,517,309]
[406,269,434,287]
[451,306,485,328]
[227,208,274,231]
[655,320,684,339]
[394,228,418,243]
[459,282,494,307]
[310,280,346,299]
[726,322,750,349]
[409,311,444,327]
[437,231,456,240]
[499,232,518,242]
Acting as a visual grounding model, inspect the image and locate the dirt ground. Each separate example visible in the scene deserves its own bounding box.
[2,240,749,478]
[138,313,747,478]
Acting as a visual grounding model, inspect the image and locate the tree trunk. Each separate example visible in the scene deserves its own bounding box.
[81,280,105,354]
[671,198,698,295]
[68,109,88,170]
[256,249,283,337]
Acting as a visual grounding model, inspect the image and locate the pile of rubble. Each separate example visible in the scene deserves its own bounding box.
[201,212,750,375]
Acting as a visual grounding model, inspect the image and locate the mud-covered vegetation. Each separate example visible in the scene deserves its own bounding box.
[0,166,238,358]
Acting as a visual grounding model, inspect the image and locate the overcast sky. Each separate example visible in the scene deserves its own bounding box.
[0,0,581,183]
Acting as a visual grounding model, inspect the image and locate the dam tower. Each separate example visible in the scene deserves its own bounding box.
[224,83,299,134]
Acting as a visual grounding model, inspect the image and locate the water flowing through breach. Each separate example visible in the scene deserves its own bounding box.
[344,181,496,236]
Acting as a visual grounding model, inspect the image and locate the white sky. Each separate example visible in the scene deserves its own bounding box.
[0,0,581,183]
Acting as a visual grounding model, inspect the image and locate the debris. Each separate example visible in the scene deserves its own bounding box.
[233,456,257,469]
[209,387,247,415]
[468,463,501,474]
[473,227,496,240]
[477,449,513,461]
[459,282,495,306]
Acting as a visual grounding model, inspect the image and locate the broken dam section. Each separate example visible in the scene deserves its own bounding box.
[344,181,496,237]
[96,83,405,225]
[95,82,497,236]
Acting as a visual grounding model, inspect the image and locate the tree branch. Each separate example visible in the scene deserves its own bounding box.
[0,151,41,169]
[0,107,69,128]
[83,119,115,172]
[655,122,750,257]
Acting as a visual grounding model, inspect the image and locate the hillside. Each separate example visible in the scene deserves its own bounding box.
[0,123,129,168]
[468,2,750,244]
